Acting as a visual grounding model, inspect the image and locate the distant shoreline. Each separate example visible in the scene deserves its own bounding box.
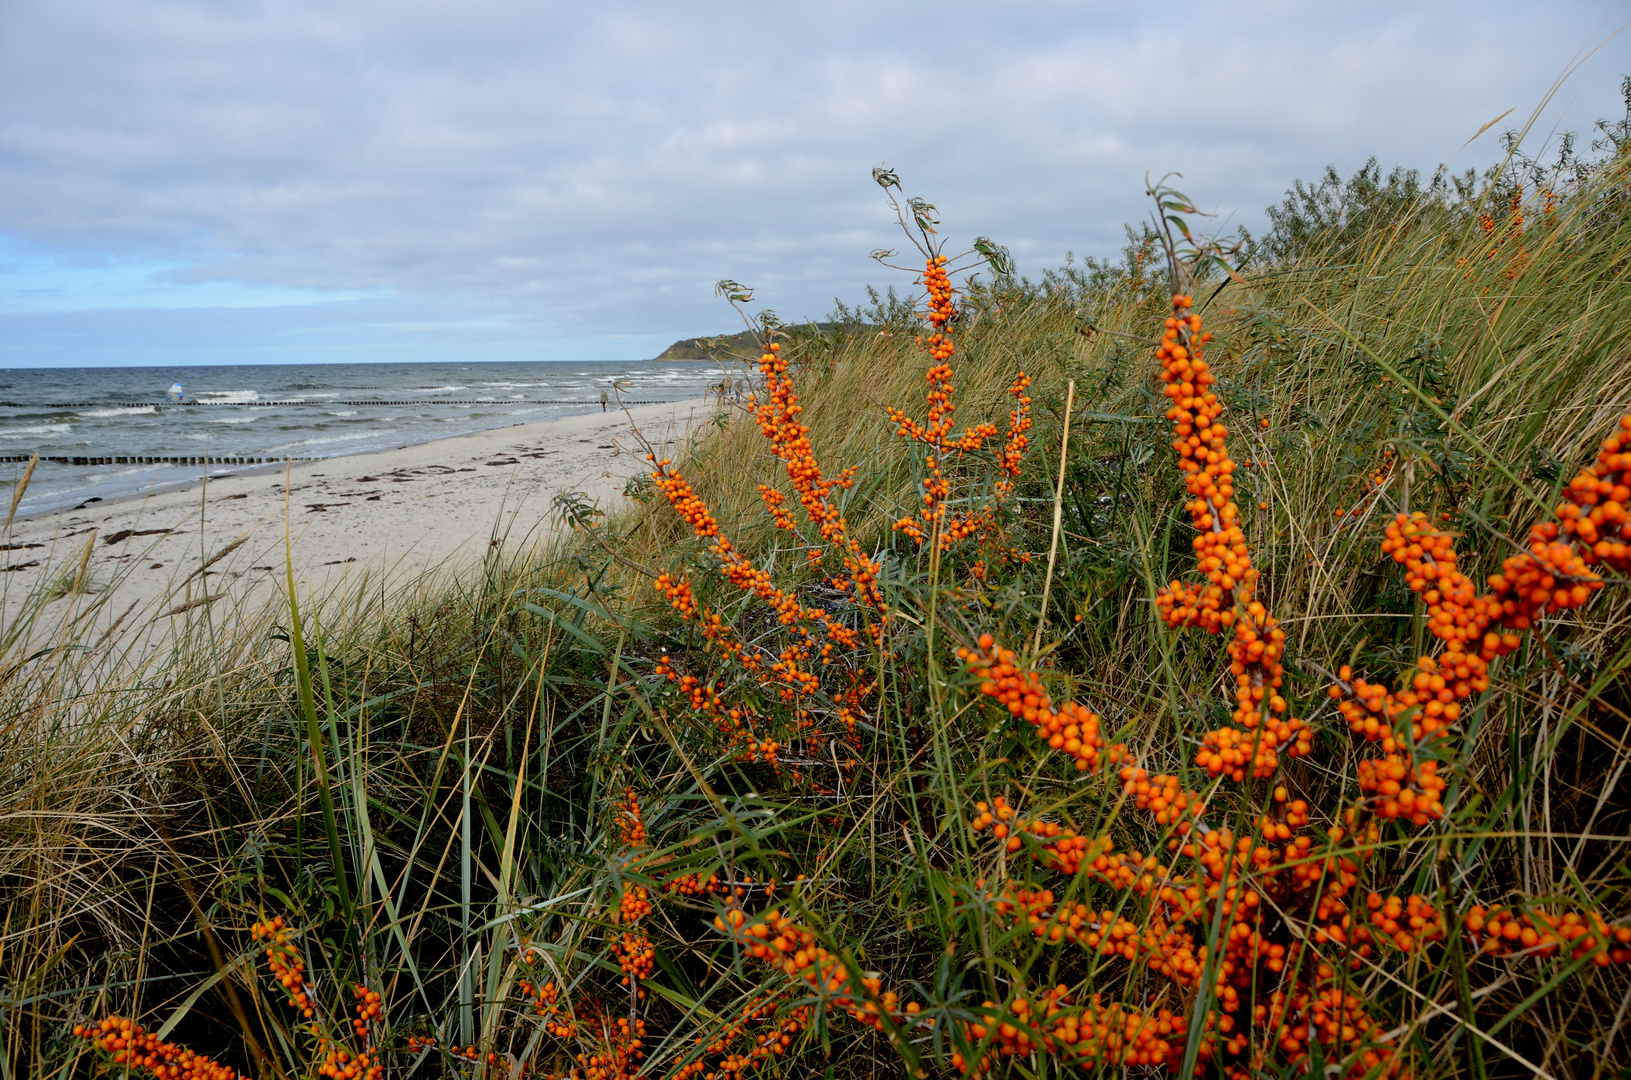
[11,395,710,522]
[1,398,706,643]
[0,358,727,517]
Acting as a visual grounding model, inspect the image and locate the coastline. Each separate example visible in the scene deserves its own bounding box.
[0,357,731,520]
[0,398,707,644]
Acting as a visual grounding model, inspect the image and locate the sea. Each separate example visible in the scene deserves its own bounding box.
[0,361,727,517]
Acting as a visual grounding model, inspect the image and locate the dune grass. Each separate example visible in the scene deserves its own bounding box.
[6,91,1631,1080]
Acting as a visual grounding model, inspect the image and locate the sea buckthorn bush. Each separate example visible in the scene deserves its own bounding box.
[20,89,1631,1080]
[492,164,1631,1078]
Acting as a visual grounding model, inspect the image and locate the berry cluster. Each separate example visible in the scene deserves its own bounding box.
[613,931,656,986]
[653,576,756,671]
[951,985,1184,1074]
[966,796,1104,874]
[1154,295,1310,780]
[752,341,887,629]
[617,883,653,925]
[955,635,1110,773]
[669,995,810,1080]
[401,1037,489,1070]
[957,774,1410,1072]
[1466,906,1631,964]
[648,454,864,777]
[614,787,647,848]
[663,870,722,898]
[646,329,925,789]
[1365,893,1445,952]
[349,984,382,1045]
[1119,767,1208,831]
[653,657,780,764]
[989,882,1143,957]
[74,1018,237,1080]
[313,1043,381,1080]
[513,978,646,1079]
[570,1016,646,1080]
[994,373,1033,501]
[250,916,313,1018]
[713,906,926,1035]
[1329,419,1631,829]
[84,919,395,1080]
[889,256,1030,550]
[650,460,850,651]
[516,980,578,1039]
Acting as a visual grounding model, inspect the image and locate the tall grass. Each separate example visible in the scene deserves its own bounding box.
[6,91,1631,1079]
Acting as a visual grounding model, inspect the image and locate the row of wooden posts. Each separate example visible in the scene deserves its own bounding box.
[0,454,313,466]
[20,399,675,408]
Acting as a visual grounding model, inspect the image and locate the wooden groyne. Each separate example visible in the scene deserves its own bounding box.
[15,399,678,409]
[0,454,315,466]
[0,397,693,466]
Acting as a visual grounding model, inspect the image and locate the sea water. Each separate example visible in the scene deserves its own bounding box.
[0,360,727,516]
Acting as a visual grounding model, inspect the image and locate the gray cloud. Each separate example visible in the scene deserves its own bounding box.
[0,1,1626,362]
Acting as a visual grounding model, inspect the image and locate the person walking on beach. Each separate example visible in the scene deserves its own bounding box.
[600,389,608,412]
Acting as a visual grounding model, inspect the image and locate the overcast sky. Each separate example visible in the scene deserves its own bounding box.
[0,2,1626,367]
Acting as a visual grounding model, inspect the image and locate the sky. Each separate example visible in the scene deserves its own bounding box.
[0,2,1626,368]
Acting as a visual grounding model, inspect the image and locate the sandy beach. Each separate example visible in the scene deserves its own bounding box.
[0,399,706,641]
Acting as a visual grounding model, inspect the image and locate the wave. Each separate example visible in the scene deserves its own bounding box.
[0,422,72,438]
[79,406,158,418]
[0,363,722,508]
[268,429,395,452]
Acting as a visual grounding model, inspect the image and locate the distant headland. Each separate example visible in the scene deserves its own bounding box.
[651,323,845,361]
[650,329,762,362]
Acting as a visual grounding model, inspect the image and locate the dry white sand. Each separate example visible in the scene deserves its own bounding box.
[0,399,705,643]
